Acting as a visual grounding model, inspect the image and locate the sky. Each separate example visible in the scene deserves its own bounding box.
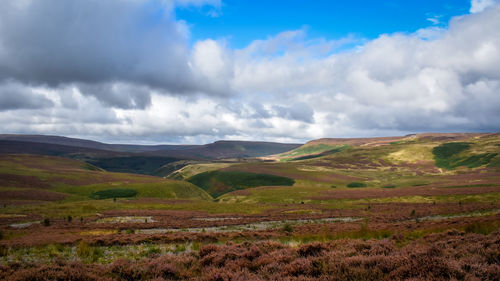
[0,0,499,144]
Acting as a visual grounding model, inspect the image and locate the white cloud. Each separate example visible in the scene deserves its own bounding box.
[470,0,497,13]
[191,39,234,95]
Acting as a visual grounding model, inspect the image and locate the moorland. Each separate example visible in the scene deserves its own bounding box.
[0,132,499,280]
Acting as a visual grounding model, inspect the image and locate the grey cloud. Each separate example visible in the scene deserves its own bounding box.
[77,83,152,109]
[0,0,209,108]
[272,103,314,123]
[0,82,53,110]
[249,102,271,118]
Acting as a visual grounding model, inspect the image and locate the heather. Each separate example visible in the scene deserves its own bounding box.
[1,230,498,281]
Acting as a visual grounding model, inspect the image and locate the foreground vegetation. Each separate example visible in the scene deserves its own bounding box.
[1,230,498,281]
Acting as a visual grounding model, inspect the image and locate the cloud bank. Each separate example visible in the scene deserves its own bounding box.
[0,0,499,143]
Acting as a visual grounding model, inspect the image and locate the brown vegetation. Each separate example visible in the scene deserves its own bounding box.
[0,230,498,280]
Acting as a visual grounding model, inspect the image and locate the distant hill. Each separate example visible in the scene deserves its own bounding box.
[156,140,302,159]
[0,140,112,157]
[0,135,302,175]
[0,134,194,153]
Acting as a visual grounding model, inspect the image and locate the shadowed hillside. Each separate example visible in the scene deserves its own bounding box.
[0,154,212,207]
[0,135,302,175]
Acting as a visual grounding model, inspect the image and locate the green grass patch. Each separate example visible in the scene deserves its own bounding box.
[55,181,212,201]
[433,142,471,159]
[382,185,396,188]
[432,142,497,169]
[487,155,500,167]
[89,188,138,200]
[455,153,498,168]
[188,171,295,198]
[347,182,367,188]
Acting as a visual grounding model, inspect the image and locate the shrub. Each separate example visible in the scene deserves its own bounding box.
[383,185,396,188]
[297,243,327,257]
[282,223,294,233]
[464,221,498,235]
[76,241,103,262]
[67,215,72,223]
[90,188,138,200]
[347,182,367,188]
[43,218,50,226]
[76,241,92,259]
[0,245,7,257]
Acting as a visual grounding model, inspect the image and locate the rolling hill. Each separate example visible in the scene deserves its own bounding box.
[0,135,302,175]
[0,154,212,206]
[182,133,500,201]
[0,135,301,159]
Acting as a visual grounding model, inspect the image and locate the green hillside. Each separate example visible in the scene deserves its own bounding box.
[278,144,349,161]
[187,170,295,198]
[0,154,212,203]
[432,142,498,169]
[210,133,500,204]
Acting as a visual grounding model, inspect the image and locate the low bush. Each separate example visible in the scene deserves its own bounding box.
[282,223,294,233]
[347,182,367,188]
[90,188,138,200]
[464,221,499,235]
[77,241,103,262]
[0,245,7,257]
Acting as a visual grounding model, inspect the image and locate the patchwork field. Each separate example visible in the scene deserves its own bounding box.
[0,133,499,280]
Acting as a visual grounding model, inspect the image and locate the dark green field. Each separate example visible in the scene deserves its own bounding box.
[187,170,295,198]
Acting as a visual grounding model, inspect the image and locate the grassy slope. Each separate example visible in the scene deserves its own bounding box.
[0,154,212,201]
[187,171,295,198]
[168,163,235,180]
[277,144,349,161]
[215,134,500,204]
[432,142,498,169]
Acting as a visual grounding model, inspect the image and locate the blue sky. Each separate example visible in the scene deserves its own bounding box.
[177,0,471,48]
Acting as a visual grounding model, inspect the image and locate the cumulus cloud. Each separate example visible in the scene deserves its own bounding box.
[191,39,234,95]
[0,1,499,143]
[226,4,500,138]
[0,0,221,109]
[470,0,497,13]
